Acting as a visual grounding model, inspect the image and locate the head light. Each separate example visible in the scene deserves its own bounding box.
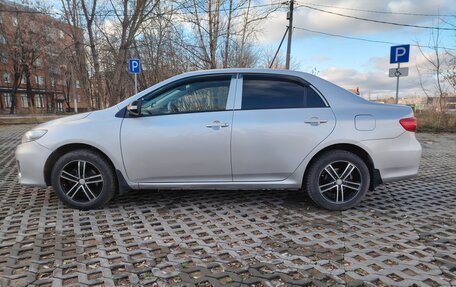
[21,129,47,144]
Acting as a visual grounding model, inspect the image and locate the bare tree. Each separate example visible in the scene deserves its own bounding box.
[99,0,160,105]
[50,0,288,111]
[261,46,300,70]
[80,0,104,109]
[222,0,233,68]
[0,2,51,114]
[181,0,279,69]
[61,0,96,110]
[136,6,190,87]
[416,19,448,112]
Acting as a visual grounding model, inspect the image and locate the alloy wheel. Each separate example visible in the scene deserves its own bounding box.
[59,160,104,203]
[318,161,362,204]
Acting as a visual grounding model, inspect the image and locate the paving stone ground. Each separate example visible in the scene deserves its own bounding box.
[0,125,455,287]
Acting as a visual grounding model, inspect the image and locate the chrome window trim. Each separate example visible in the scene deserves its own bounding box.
[233,74,243,110]
[225,74,238,110]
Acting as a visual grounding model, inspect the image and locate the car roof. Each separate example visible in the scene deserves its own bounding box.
[179,68,311,78]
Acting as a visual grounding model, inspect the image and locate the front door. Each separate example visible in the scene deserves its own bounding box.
[121,75,236,182]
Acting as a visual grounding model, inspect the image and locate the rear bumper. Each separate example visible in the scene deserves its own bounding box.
[361,132,422,183]
[15,141,51,187]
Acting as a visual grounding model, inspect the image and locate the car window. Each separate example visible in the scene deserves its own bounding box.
[242,77,326,110]
[141,79,230,116]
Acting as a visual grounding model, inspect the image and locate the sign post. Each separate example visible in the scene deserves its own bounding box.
[129,59,141,94]
[389,45,410,104]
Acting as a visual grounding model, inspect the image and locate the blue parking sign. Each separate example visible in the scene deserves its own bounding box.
[390,45,410,64]
[129,59,140,73]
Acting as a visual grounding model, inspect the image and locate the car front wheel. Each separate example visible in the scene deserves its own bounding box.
[305,150,370,210]
[51,149,117,209]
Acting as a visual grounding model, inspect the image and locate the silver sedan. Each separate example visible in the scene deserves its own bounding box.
[15,69,422,210]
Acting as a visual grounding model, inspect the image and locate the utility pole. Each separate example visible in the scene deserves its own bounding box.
[285,0,294,69]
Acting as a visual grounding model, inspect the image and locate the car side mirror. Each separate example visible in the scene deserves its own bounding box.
[127,99,142,117]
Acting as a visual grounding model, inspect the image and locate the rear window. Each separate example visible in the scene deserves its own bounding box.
[242,77,326,110]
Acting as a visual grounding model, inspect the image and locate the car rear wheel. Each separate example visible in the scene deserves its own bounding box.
[304,150,370,210]
[51,149,117,209]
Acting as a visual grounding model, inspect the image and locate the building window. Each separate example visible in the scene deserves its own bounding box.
[35,75,44,85]
[59,30,65,39]
[35,95,44,108]
[21,94,28,108]
[76,94,81,102]
[1,51,8,63]
[50,66,60,75]
[29,21,39,33]
[3,72,10,84]
[0,33,6,45]
[12,15,18,26]
[21,74,26,85]
[51,78,56,88]
[4,93,12,108]
[57,102,63,112]
[35,58,42,67]
[49,28,58,40]
[75,80,80,88]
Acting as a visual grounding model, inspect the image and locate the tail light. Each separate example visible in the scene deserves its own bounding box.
[400,117,417,132]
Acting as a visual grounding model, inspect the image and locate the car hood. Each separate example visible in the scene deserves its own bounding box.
[35,112,92,129]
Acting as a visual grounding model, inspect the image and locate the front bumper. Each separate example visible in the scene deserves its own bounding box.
[15,141,52,187]
[361,132,422,183]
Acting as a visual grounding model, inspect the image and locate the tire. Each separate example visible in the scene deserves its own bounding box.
[51,149,117,209]
[304,150,370,210]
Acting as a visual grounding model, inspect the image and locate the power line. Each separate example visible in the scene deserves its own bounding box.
[185,2,285,13]
[296,4,456,31]
[298,2,456,17]
[293,26,456,51]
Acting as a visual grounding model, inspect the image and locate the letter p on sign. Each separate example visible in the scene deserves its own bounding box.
[390,45,410,64]
[129,59,140,74]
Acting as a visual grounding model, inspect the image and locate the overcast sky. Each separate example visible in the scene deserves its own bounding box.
[257,0,456,99]
[38,0,456,99]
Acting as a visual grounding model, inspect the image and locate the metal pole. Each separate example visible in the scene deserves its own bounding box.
[73,95,78,113]
[70,66,78,113]
[134,73,138,95]
[395,62,400,104]
[270,27,289,69]
[285,0,294,69]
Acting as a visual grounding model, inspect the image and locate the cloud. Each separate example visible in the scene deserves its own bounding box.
[319,47,452,98]
[254,0,455,98]
[257,0,456,45]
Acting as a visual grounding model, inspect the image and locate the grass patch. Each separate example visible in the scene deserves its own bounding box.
[416,110,456,133]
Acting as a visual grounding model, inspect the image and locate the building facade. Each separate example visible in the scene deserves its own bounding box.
[0,0,90,114]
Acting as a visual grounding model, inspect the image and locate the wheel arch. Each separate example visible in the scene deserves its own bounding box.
[302,143,382,190]
[43,143,122,188]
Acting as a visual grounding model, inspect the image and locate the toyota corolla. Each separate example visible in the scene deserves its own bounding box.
[15,69,422,210]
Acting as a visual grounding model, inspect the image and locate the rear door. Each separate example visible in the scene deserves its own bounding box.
[231,74,336,181]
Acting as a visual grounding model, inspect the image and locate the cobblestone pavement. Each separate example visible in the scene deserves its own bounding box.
[0,125,455,287]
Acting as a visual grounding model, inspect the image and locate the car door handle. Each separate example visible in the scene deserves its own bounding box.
[304,117,328,125]
[206,121,229,128]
